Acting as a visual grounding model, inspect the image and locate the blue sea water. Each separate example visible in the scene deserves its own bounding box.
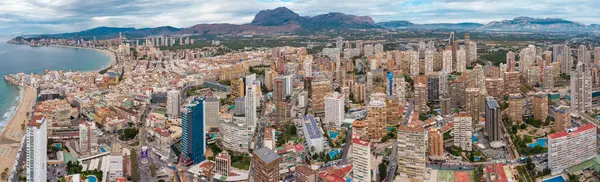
[0,42,110,131]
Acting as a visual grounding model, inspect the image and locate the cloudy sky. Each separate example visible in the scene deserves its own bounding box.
[0,0,599,38]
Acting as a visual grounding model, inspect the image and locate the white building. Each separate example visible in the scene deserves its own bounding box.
[205,97,220,128]
[79,122,99,155]
[302,116,325,154]
[456,49,466,73]
[108,155,124,181]
[548,124,597,175]
[167,90,181,119]
[453,113,473,151]
[26,116,47,182]
[245,85,257,129]
[218,116,253,153]
[466,41,477,65]
[325,92,345,127]
[424,50,434,74]
[351,139,371,182]
[570,62,592,114]
[442,49,453,73]
[409,50,419,77]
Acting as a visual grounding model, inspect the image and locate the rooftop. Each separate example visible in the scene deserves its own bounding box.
[254,147,280,164]
[303,115,323,139]
[549,124,596,139]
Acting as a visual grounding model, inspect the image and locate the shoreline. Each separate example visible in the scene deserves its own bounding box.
[49,45,117,73]
[0,86,35,143]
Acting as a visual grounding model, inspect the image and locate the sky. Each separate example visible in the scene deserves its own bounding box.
[0,0,599,38]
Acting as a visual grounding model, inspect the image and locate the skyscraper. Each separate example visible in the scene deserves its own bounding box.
[325,92,345,127]
[352,139,372,182]
[79,122,99,155]
[553,106,571,133]
[544,66,554,90]
[506,51,516,71]
[181,97,207,164]
[245,84,257,129]
[570,62,592,113]
[386,72,394,96]
[424,50,434,74]
[428,129,444,159]
[442,49,453,73]
[397,124,427,180]
[167,90,181,119]
[508,94,524,123]
[533,92,548,121]
[456,48,466,73]
[26,116,47,182]
[485,97,501,142]
[454,113,473,151]
[367,100,387,141]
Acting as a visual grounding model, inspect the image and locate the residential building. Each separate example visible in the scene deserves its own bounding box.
[544,66,554,90]
[230,78,245,99]
[553,106,571,134]
[504,71,520,95]
[367,100,387,141]
[485,78,504,99]
[442,49,453,73]
[352,139,371,182]
[26,116,47,182]
[325,92,345,127]
[245,85,257,129]
[167,89,180,119]
[215,151,231,177]
[533,92,548,121]
[465,88,481,123]
[508,94,523,123]
[485,97,502,142]
[79,122,99,155]
[302,116,325,153]
[295,165,317,182]
[428,129,444,159]
[454,113,473,151]
[548,124,597,175]
[414,76,428,113]
[218,116,252,153]
[312,80,332,111]
[397,124,427,180]
[205,97,220,128]
[570,62,592,113]
[252,147,281,182]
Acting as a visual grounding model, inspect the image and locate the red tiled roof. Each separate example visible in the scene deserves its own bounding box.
[485,164,508,182]
[549,124,596,139]
[317,164,352,182]
[153,128,170,137]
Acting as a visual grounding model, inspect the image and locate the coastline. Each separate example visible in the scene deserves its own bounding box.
[49,45,117,73]
[0,86,36,176]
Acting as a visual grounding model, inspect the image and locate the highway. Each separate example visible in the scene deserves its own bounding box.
[384,141,398,182]
[340,127,352,165]
[248,99,268,182]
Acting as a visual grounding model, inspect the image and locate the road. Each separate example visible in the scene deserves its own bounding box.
[340,127,352,165]
[403,99,415,126]
[249,99,268,182]
[384,141,398,182]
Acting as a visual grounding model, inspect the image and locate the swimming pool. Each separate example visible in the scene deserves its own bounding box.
[100,148,106,153]
[542,176,565,182]
[472,135,479,143]
[527,138,548,148]
[328,131,340,139]
[88,176,97,182]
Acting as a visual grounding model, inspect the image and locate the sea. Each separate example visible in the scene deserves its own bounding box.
[0,42,111,131]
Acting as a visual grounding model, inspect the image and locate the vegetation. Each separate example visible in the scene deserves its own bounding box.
[231,154,252,170]
[1,168,8,180]
[131,150,140,181]
[66,161,103,181]
[276,124,298,146]
[443,132,452,140]
[149,163,157,177]
[567,173,580,182]
[378,160,389,182]
[523,116,544,128]
[217,79,231,86]
[480,49,509,66]
[249,66,269,76]
[118,128,139,141]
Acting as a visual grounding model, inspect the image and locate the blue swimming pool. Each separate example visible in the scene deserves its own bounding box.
[328,131,340,139]
[100,148,106,153]
[527,138,548,148]
[542,176,565,182]
[88,176,97,182]
[472,135,479,142]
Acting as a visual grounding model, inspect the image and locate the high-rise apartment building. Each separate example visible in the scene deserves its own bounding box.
[428,129,444,159]
[252,147,281,182]
[181,97,207,164]
[295,165,317,182]
[245,84,257,129]
[485,78,504,99]
[312,80,332,111]
[485,97,502,142]
[533,92,548,121]
[508,94,523,123]
[205,97,220,128]
[456,48,466,73]
[167,90,181,119]
[465,88,481,122]
[230,78,245,98]
[553,106,571,132]
[506,51,516,71]
[570,62,592,113]
[442,49,453,73]
[352,139,372,182]
[325,92,345,127]
[424,50,434,74]
[548,124,596,175]
[466,41,477,65]
[367,100,387,141]
[26,116,47,182]
[397,124,427,180]
[454,113,473,151]
[414,76,428,113]
[544,66,554,90]
[504,71,520,95]
[79,122,99,155]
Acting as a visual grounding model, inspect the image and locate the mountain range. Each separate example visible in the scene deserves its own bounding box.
[9,7,600,41]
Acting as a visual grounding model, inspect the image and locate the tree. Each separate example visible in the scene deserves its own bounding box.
[378,162,387,182]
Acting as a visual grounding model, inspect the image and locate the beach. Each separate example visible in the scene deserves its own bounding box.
[50,45,117,72]
[0,86,36,173]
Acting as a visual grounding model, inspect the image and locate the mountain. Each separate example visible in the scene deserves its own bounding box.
[478,17,588,32]
[30,26,182,39]
[377,21,483,30]
[249,7,378,30]
[175,23,301,36]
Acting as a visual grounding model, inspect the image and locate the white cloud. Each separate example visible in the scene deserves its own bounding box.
[1,0,600,35]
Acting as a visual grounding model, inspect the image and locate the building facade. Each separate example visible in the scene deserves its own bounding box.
[548,124,597,175]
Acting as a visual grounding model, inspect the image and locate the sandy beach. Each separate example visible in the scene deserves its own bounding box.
[50,45,118,72]
[0,86,36,174]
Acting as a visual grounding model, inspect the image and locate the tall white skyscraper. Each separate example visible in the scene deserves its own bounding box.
[304,58,312,77]
[325,92,345,127]
[570,62,592,113]
[79,122,99,155]
[167,90,181,119]
[352,139,371,182]
[245,85,257,129]
[409,50,419,77]
[466,41,477,65]
[424,50,434,74]
[442,49,453,73]
[26,116,47,182]
[456,48,466,73]
[245,73,256,88]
